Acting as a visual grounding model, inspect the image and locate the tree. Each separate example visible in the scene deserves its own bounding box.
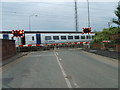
[112,5,120,26]
[93,27,120,43]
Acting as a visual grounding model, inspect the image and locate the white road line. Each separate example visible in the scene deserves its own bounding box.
[72,79,79,88]
[54,52,72,88]
[56,52,59,56]
[59,58,62,61]
[41,51,48,53]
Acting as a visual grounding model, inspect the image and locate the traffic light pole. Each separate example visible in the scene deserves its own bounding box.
[88,33,91,48]
[18,37,20,52]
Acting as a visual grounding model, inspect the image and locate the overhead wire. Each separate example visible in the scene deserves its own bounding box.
[2,2,111,12]
[1,2,114,23]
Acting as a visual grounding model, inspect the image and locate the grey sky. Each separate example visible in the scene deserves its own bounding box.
[1,1,119,32]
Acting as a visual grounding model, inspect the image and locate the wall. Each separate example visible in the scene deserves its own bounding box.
[0,39,16,61]
[92,43,105,49]
[110,33,120,40]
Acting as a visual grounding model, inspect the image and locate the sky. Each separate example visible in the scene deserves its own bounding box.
[0,0,119,32]
[1,0,120,2]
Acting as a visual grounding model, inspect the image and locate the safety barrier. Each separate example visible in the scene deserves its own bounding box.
[16,42,89,52]
[16,42,89,47]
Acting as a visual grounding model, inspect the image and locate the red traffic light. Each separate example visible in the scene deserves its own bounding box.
[82,27,91,33]
[12,30,24,37]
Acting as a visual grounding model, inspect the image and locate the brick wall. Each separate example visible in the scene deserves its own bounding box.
[0,39,16,61]
[110,33,120,40]
[92,43,105,49]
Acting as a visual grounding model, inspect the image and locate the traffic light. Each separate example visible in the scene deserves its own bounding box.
[82,28,91,33]
[12,30,24,37]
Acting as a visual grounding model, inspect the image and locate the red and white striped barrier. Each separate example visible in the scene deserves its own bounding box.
[16,42,89,47]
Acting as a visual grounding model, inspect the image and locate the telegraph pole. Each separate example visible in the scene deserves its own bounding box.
[75,0,78,32]
[87,0,90,27]
[87,0,91,48]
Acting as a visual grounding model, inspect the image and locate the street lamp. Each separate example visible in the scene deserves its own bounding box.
[29,14,38,31]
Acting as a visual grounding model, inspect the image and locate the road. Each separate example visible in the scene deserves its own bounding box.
[2,48,118,88]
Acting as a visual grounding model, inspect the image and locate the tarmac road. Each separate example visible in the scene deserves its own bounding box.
[2,48,118,88]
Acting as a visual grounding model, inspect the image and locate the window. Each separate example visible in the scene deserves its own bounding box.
[92,35,94,39]
[81,36,85,39]
[61,36,66,40]
[75,36,79,39]
[68,36,73,40]
[45,36,51,40]
[32,36,34,41]
[53,36,59,40]
[86,35,91,39]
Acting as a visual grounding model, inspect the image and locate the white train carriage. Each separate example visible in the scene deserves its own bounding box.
[40,33,95,44]
[0,33,95,46]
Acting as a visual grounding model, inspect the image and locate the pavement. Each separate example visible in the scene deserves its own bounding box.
[2,48,118,88]
[82,48,120,60]
[1,52,29,67]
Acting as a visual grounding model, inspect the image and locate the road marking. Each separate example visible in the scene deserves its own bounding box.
[54,52,72,88]
[59,58,62,61]
[30,52,37,53]
[56,52,59,56]
[72,78,79,88]
[41,51,48,53]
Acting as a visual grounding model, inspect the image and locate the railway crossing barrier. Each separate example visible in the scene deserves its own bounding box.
[16,42,89,52]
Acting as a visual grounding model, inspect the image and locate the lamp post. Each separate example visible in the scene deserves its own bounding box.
[29,14,38,31]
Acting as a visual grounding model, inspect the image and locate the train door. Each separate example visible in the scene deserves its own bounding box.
[36,34,41,44]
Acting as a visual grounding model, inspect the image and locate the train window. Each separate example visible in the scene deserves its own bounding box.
[81,36,85,39]
[86,35,91,39]
[32,36,34,41]
[61,36,66,40]
[68,36,73,40]
[53,36,59,40]
[45,36,51,40]
[75,36,79,39]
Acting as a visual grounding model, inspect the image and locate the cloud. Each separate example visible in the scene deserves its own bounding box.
[1,2,118,31]
[1,0,120,2]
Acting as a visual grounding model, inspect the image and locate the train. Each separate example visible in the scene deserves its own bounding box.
[0,32,95,46]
